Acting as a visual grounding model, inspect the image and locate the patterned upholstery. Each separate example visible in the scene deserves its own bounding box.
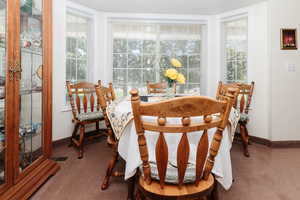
[239,113,249,123]
[140,162,196,184]
[77,111,103,121]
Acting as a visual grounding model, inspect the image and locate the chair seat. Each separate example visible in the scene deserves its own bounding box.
[77,111,103,121]
[138,173,214,198]
[239,113,249,123]
[140,162,197,184]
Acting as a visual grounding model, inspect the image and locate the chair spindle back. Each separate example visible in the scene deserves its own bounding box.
[95,83,116,144]
[66,80,101,120]
[130,89,235,189]
[216,81,255,114]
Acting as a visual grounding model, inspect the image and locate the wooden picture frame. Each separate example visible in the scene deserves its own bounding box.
[281,28,297,50]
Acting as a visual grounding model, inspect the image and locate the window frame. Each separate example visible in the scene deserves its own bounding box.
[221,16,248,83]
[63,7,95,110]
[109,21,206,97]
[66,10,94,83]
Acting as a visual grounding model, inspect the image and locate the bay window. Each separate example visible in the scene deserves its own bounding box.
[223,17,248,83]
[66,12,91,83]
[111,22,203,96]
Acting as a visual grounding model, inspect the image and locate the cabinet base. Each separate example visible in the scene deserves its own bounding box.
[0,159,60,200]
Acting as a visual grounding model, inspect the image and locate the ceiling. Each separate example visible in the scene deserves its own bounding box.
[71,0,265,15]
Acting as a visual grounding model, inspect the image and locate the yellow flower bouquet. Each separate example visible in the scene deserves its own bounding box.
[164,58,186,87]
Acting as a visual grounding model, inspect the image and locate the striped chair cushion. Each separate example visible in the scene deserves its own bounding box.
[140,161,196,184]
[77,111,103,121]
[239,113,249,123]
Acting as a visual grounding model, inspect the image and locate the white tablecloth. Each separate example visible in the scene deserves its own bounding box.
[112,98,239,190]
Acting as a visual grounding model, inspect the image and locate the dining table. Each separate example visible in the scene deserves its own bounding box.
[105,93,240,198]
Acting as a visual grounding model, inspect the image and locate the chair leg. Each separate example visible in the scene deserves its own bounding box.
[245,124,251,145]
[78,125,85,159]
[240,124,250,157]
[208,179,219,200]
[69,123,79,147]
[96,121,100,131]
[135,189,145,200]
[127,174,136,200]
[101,146,119,190]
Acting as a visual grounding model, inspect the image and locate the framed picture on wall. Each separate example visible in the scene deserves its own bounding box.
[281,28,297,50]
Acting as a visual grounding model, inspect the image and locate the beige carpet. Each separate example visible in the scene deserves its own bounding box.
[31,138,300,200]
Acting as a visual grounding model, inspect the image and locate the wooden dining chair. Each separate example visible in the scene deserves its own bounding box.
[130,88,235,200]
[216,81,255,157]
[95,83,123,190]
[66,80,106,159]
[146,81,176,94]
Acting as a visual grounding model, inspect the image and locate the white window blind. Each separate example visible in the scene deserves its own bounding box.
[223,18,248,83]
[111,22,202,96]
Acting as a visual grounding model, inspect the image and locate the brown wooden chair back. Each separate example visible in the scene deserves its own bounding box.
[216,81,255,114]
[95,83,116,110]
[66,80,101,121]
[146,81,176,94]
[130,89,235,189]
[95,83,116,143]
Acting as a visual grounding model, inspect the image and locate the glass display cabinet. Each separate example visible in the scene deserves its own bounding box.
[0,0,59,199]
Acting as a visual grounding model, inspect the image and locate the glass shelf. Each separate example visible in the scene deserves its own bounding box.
[19,0,43,172]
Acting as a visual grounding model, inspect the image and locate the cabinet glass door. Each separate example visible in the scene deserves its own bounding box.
[0,0,6,186]
[19,0,43,171]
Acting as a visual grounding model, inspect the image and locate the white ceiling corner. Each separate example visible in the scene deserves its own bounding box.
[70,0,266,15]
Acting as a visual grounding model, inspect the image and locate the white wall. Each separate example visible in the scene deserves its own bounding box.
[207,2,270,139]
[52,1,212,141]
[268,0,300,141]
[54,0,300,142]
[52,0,271,141]
[247,2,270,140]
[52,0,105,141]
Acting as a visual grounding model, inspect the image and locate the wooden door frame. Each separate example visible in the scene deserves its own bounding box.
[0,0,19,194]
[0,0,59,198]
[13,0,54,183]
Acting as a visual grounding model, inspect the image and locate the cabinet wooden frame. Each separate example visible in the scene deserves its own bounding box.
[0,0,59,199]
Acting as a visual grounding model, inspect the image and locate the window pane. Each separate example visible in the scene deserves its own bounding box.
[187,40,201,54]
[176,55,188,67]
[128,40,142,54]
[113,69,127,84]
[143,55,156,68]
[177,68,187,79]
[143,40,156,54]
[189,69,201,83]
[226,60,235,82]
[160,40,174,55]
[113,39,127,53]
[189,55,200,68]
[66,58,73,81]
[66,37,76,55]
[66,12,90,83]
[224,18,248,82]
[113,54,127,68]
[143,68,156,82]
[128,69,142,84]
[174,40,188,55]
[77,59,87,81]
[111,23,202,96]
[159,55,171,68]
[128,54,141,68]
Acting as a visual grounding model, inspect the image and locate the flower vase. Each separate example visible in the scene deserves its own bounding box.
[166,83,175,99]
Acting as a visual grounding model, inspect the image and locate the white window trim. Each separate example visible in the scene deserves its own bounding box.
[107,17,208,96]
[220,14,249,83]
[62,2,97,112]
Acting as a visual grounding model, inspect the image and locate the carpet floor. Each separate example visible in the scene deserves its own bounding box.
[31,138,300,200]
